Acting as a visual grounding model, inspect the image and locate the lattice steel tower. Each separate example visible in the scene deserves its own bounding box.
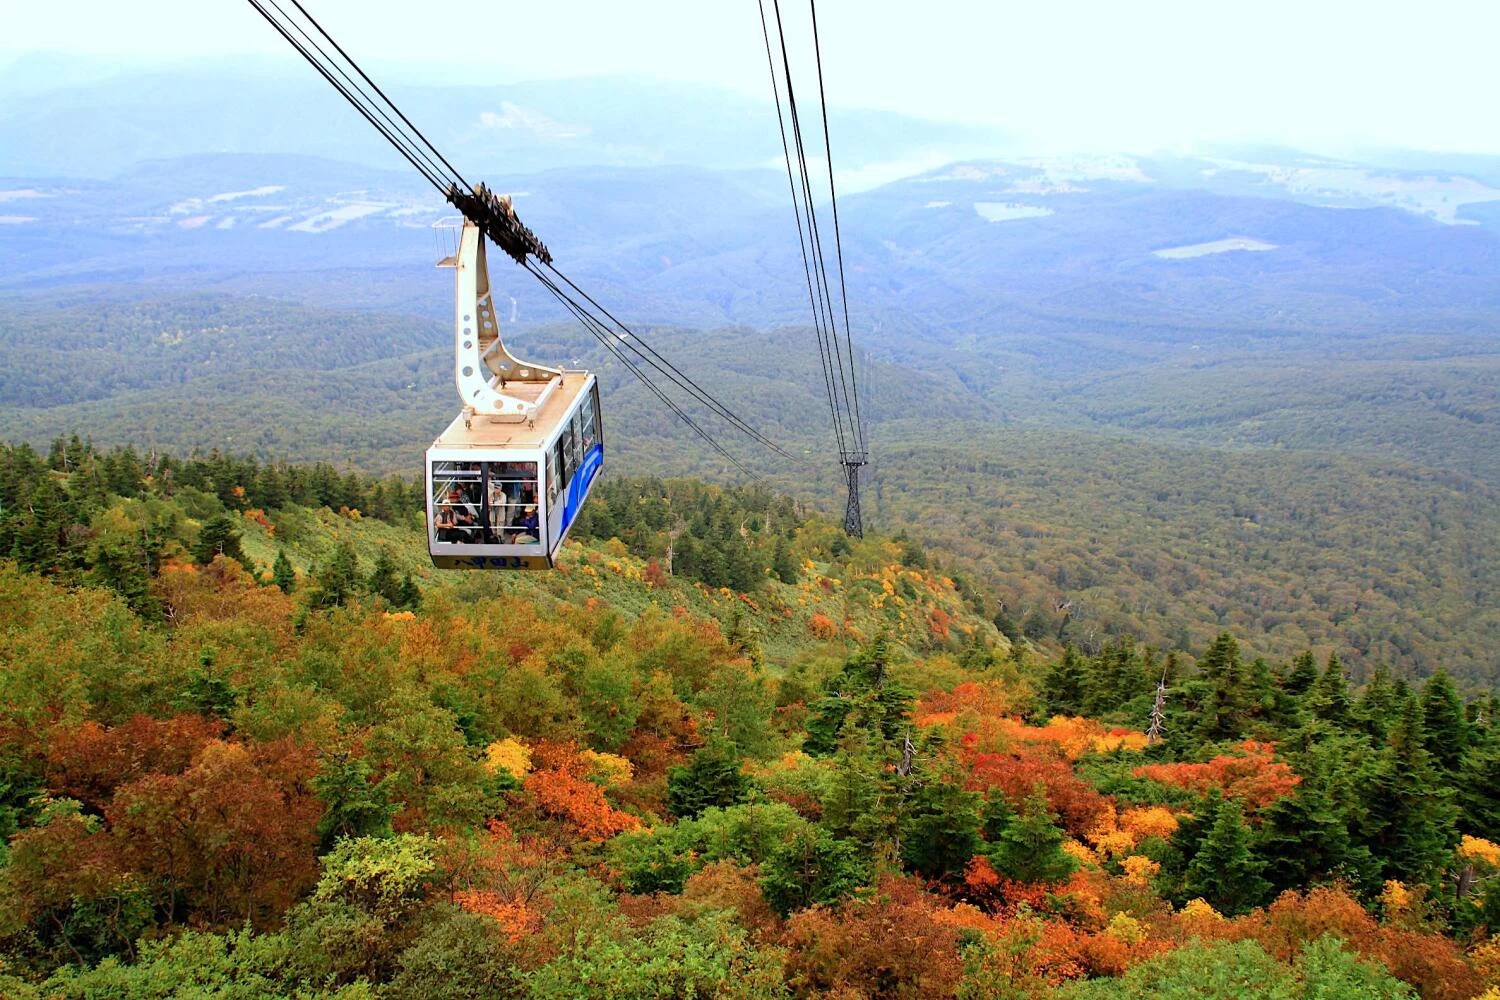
[841,451,867,538]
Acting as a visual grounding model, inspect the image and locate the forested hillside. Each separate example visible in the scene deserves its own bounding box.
[2,444,1500,997]
[7,288,1500,683]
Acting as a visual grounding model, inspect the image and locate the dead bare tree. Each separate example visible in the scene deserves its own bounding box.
[1146,671,1168,745]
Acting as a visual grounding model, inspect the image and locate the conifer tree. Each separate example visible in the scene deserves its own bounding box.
[1183,798,1270,915]
[272,549,296,593]
[309,540,361,608]
[1042,645,1088,716]
[1308,652,1352,726]
[987,786,1076,885]
[1194,632,1254,743]
[1256,781,1365,895]
[899,776,981,880]
[1457,729,1500,841]
[395,573,421,610]
[820,735,884,845]
[980,791,1016,843]
[1284,651,1319,698]
[1082,640,1151,717]
[771,538,799,584]
[103,446,147,498]
[367,548,402,605]
[255,465,291,510]
[993,608,1020,644]
[1246,656,1278,723]
[666,739,754,819]
[1357,666,1400,742]
[1420,668,1468,773]
[85,507,165,616]
[760,828,870,916]
[804,638,913,756]
[9,475,70,573]
[193,514,250,570]
[1358,693,1458,885]
[312,752,396,849]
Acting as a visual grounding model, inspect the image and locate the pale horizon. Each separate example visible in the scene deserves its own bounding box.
[6,0,1500,160]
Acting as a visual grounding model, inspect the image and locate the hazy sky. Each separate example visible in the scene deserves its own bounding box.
[8,0,1500,154]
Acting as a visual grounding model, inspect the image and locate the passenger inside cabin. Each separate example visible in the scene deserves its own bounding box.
[434,504,459,542]
[445,486,478,537]
[486,460,538,542]
[513,504,540,542]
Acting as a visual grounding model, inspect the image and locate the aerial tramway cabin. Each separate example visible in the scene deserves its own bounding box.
[425,218,603,569]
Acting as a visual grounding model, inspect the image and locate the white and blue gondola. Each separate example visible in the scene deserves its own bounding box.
[425,219,604,569]
[426,375,603,569]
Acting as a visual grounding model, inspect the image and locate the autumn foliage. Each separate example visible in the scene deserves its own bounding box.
[523,743,642,842]
[0,446,1495,997]
[1133,741,1301,810]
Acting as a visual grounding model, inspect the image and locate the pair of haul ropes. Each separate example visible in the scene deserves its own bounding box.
[244,0,868,568]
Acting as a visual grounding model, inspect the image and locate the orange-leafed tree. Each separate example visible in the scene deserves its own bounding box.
[108,739,321,928]
[523,744,642,843]
[1133,741,1300,811]
[45,714,225,811]
[965,745,1110,836]
[779,876,964,998]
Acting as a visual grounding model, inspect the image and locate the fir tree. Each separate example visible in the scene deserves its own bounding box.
[987,786,1076,885]
[1420,668,1468,773]
[1457,731,1500,841]
[1183,798,1270,915]
[819,735,884,845]
[993,608,1020,644]
[312,752,396,850]
[309,540,361,608]
[760,829,870,917]
[1256,782,1366,895]
[771,538,799,584]
[193,514,249,570]
[1358,693,1458,885]
[395,573,422,610]
[367,548,402,605]
[9,475,70,573]
[1307,652,1352,726]
[272,549,296,593]
[1284,651,1319,698]
[1357,666,1400,742]
[1083,640,1151,717]
[102,446,147,498]
[255,465,291,510]
[1246,657,1278,722]
[899,777,981,880]
[1042,645,1088,716]
[981,791,1016,842]
[1193,632,1254,743]
[666,739,754,819]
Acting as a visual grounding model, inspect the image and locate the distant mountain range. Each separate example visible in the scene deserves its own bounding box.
[6,147,1500,357]
[0,57,1003,179]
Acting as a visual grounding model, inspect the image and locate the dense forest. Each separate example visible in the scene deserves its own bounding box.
[2,442,1500,997]
[6,295,1500,682]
